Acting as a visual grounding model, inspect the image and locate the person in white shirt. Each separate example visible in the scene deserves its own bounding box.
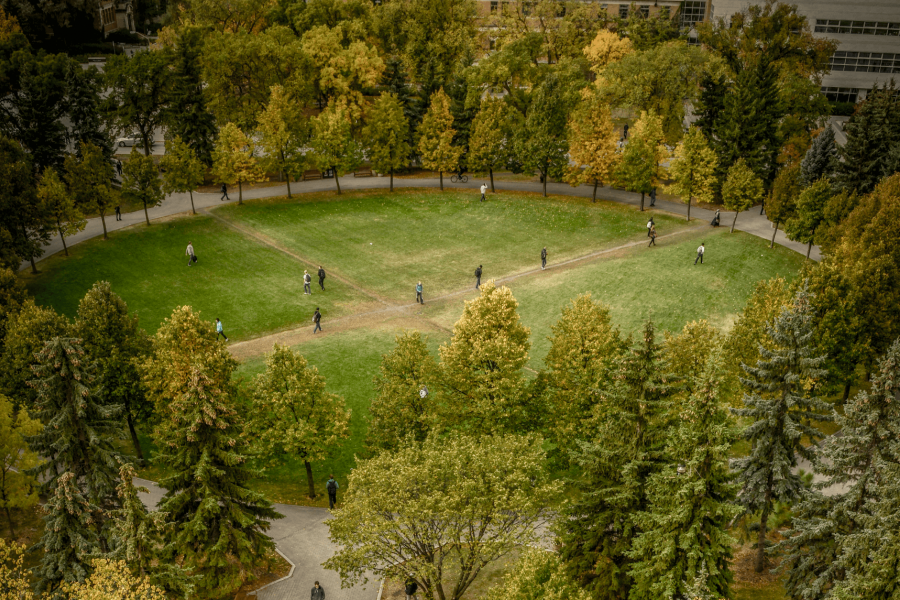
[186,242,195,266]
[694,242,705,265]
[480,183,487,202]
[647,217,654,237]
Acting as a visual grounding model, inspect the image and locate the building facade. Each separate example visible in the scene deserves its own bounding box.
[98,0,136,36]
[709,0,900,103]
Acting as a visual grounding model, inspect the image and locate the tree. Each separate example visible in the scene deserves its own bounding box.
[730,287,832,573]
[786,178,831,259]
[663,320,722,397]
[73,282,151,463]
[583,29,633,77]
[309,101,363,195]
[365,332,438,454]
[0,267,28,347]
[565,91,620,202]
[37,166,84,257]
[60,559,168,600]
[0,135,53,273]
[325,432,561,600]
[33,471,103,595]
[616,110,668,212]
[515,74,573,197]
[559,321,677,600]
[723,158,765,232]
[64,142,117,240]
[0,394,40,538]
[212,123,265,205]
[467,97,517,193]
[250,344,351,499]
[835,82,900,195]
[257,85,309,199]
[66,63,112,159]
[781,339,900,600]
[416,88,461,191]
[665,125,717,220]
[121,150,164,226]
[362,92,411,192]
[438,282,532,434]
[767,164,800,248]
[160,136,206,216]
[144,306,282,599]
[166,27,217,166]
[543,294,621,462]
[627,353,740,600]
[799,127,837,187]
[104,50,173,157]
[490,547,591,600]
[0,538,35,600]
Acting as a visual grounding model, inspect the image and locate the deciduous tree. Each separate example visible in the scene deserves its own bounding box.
[663,320,721,397]
[37,167,84,257]
[104,50,173,157]
[786,178,831,259]
[467,97,517,193]
[767,164,800,248]
[257,85,309,198]
[0,394,40,538]
[0,538,35,600]
[212,123,266,205]
[121,150,164,226]
[417,88,461,191]
[0,135,53,273]
[160,136,205,215]
[723,157,765,232]
[309,101,363,195]
[64,141,117,240]
[565,91,620,202]
[583,29,632,76]
[362,92,410,192]
[514,74,571,197]
[60,558,168,600]
[66,62,112,159]
[665,125,717,220]
[490,547,591,600]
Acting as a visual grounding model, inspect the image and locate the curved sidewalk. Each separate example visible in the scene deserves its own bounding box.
[21,176,820,271]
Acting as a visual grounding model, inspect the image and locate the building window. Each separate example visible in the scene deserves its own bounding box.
[639,5,650,18]
[619,4,629,19]
[822,87,859,103]
[490,0,498,13]
[815,19,900,36]
[680,1,706,28]
[101,5,116,25]
[828,51,900,73]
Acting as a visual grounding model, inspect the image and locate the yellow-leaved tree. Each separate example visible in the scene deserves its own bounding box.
[0,395,41,538]
[468,97,518,193]
[309,100,363,195]
[61,559,167,600]
[565,90,621,202]
[0,539,35,600]
[583,29,633,78]
[723,157,765,232]
[666,125,718,221]
[417,88,461,191]
[212,122,265,205]
[615,110,669,211]
[257,85,309,199]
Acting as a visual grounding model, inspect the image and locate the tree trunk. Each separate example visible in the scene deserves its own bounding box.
[127,410,144,462]
[143,201,151,226]
[439,171,443,191]
[542,173,547,197]
[142,130,152,157]
[304,460,316,499]
[29,256,37,274]
[640,192,645,211]
[238,181,243,205]
[100,211,108,239]
[489,168,495,193]
[687,198,691,221]
[770,221,779,248]
[592,180,598,202]
[57,218,68,256]
[807,241,813,259]
[390,167,394,192]
[189,190,196,215]
[5,506,15,539]
[842,381,852,402]
[731,211,739,233]
[286,175,292,199]
[756,502,771,573]
[333,167,341,194]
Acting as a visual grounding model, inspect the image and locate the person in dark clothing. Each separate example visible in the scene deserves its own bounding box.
[116,159,123,177]
[318,266,326,290]
[416,281,424,304]
[326,475,338,509]
[311,581,325,600]
[115,205,122,221]
[649,187,656,207]
[474,265,482,289]
[711,209,721,227]
[405,577,419,600]
[648,225,657,247]
[541,247,547,270]
[220,183,229,201]
[313,307,322,333]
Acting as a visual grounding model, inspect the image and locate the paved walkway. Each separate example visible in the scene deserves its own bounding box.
[20,175,820,272]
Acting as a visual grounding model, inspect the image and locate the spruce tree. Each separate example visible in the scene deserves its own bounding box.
[628,352,740,600]
[559,321,676,600]
[799,127,837,187]
[167,28,216,165]
[836,81,900,194]
[27,337,124,513]
[730,287,832,573]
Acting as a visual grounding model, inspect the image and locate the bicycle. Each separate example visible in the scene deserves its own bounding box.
[450,173,468,183]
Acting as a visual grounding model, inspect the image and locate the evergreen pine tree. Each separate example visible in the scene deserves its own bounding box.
[694,73,728,143]
[730,287,832,573]
[783,339,900,600]
[33,471,103,595]
[835,81,900,194]
[167,27,217,165]
[27,337,124,513]
[799,127,837,187]
[627,352,741,600]
[559,321,676,600]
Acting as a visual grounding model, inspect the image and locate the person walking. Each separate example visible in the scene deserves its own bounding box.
[623,123,629,140]
[474,265,482,290]
[115,205,122,221]
[186,241,196,266]
[649,187,656,207]
[648,225,657,247]
[318,266,326,291]
[647,217,654,237]
[313,307,322,333]
[115,159,123,177]
[694,242,705,265]
[304,270,312,295]
[311,581,325,600]
[480,183,487,202]
[416,281,424,304]
[215,318,228,341]
[220,183,229,201]
[541,247,547,270]
[711,209,721,227]
[405,576,419,600]
[326,475,338,509]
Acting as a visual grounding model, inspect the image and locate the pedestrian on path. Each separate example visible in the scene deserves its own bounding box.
[326,475,338,509]
[416,281,424,304]
[311,581,325,600]
[647,217,654,237]
[116,159,123,177]
[694,242,705,265]
[711,209,721,227]
[313,307,322,333]
[648,225,657,247]
[318,266,326,291]
[186,241,196,266]
[474,265,482,290]
[649,187,656,207]
[115,205,122,221]
[405,576,419,600]
[623,123,629,140]
[304,270,312,294]
[541,247,547,269]
[480,183,487,202]
[220,183,229,201]
[215,318,228,341]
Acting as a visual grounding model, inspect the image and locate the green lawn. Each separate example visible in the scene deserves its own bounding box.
[22,215,377,340]
[212,188,687,302]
